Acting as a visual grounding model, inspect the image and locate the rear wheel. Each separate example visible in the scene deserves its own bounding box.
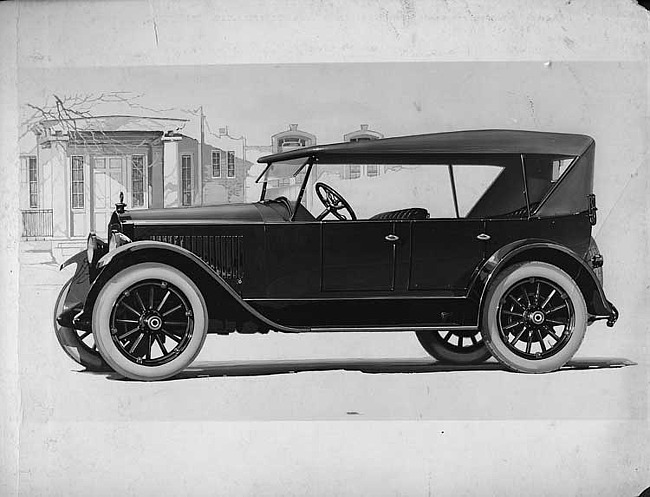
[54,279,111,372]
[481,262,587,373]
[92,263,208,381]
[416,329,491,365]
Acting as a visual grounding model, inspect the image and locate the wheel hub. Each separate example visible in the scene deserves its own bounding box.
[527,310,545,325]
[144,314,163,331]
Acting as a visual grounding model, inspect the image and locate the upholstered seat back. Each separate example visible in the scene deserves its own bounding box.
[370,208,430,220]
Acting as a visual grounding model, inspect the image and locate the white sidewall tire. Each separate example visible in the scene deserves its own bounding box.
[481,262,587,374]
[54,278,111,372]
[92,263,208,381]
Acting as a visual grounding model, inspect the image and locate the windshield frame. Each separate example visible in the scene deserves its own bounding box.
[258,157,315,221]
[256,157,311,187]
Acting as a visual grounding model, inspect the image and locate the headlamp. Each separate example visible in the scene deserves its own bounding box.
[109,230,132,252]
[87,232,108,264]
[87,232,97,263]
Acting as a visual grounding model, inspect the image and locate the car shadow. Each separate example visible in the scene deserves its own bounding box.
[94,356,637,381]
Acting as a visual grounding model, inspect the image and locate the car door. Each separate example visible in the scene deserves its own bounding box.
[407,218,487,293]
[404,163,506,293]
[321,219,396,292]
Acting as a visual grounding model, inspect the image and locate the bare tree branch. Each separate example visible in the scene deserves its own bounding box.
[21,92,191,149]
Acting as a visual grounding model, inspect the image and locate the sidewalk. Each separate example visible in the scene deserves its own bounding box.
[19,240,57,266]
[20,238,85,266]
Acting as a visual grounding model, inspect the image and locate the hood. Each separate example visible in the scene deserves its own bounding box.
[119,203,264,224]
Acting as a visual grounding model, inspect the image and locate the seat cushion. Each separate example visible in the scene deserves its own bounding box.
[370,208,430,220]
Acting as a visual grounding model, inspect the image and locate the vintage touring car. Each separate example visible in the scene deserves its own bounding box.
[54,129,618,380]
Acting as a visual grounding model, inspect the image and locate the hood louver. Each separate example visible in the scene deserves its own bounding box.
[149,235,244,288]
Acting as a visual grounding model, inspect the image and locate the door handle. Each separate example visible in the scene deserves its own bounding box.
[476,233,491,241]
[385,234,400,242]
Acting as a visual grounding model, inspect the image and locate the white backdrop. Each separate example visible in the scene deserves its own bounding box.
[1,1,649,496]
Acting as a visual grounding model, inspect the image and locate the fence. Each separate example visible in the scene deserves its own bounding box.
[21,209,53,238]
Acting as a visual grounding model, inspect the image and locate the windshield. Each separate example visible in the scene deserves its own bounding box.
[256,157,310,183]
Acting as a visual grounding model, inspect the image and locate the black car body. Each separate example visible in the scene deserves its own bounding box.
[54,130,619,380]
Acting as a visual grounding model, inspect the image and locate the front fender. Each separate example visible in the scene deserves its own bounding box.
[79,240,306,334]
[56,250,92,329]
[471,239,618,326]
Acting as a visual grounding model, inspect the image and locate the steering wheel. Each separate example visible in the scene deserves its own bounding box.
[315,182,357,221]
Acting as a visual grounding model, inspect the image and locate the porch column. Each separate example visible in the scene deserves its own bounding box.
[162,134,182,208]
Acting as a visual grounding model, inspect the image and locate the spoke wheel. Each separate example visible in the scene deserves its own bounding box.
[497,277,575,360]
[54,279,111,372]
[481,262,587,373]
[110,280,194,367]
[416,328,491,365]
[93,263,208,381]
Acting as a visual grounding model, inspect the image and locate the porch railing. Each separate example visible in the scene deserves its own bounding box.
[21,209,53,238]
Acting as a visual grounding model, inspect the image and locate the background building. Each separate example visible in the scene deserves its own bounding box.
[21,116,188,244]
[178,131,252,207]
[19,116,255,257]
[19,118,383,253]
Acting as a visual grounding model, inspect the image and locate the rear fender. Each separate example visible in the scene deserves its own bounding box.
[471,240,617,325]
[82,241,304,333]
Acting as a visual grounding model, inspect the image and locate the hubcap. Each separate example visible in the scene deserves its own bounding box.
[497,277,575,360]
[144,314,163,331]
[528,310,545,325]
[110,280,193,366]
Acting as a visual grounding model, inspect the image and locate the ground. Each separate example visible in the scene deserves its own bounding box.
[15,243,649,496]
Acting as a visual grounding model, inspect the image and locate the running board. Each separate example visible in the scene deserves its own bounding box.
[308,325,479,333]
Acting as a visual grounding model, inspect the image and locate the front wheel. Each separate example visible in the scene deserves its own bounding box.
[481,262,587,373]
[92,263,208,381]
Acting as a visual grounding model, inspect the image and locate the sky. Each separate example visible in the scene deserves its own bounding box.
[18,61,643,149]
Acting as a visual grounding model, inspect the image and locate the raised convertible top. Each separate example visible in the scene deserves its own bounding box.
[258,129,594,164]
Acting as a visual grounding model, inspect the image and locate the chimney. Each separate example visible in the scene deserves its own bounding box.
[360,124,369,131]
[289,124,298,131]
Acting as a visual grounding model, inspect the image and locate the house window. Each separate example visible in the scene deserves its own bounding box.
[131,155,145,207]
[366,164,380,177]
[227,151,235,178]
[181,155,192,206]
[71,156,84,209]
[212,150,222,178]
[28,156,38,208]
[349,165,361,179]
[350,136,373,142]
[279,137,306,151]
